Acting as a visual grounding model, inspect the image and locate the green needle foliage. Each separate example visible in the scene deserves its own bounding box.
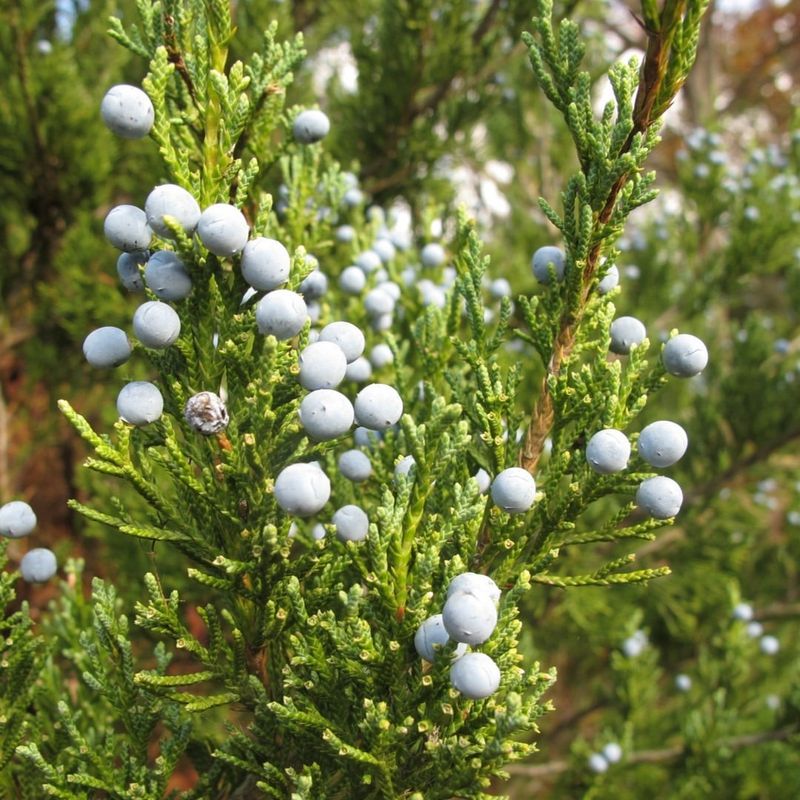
[1,0,723,797]
[0,541,44,797]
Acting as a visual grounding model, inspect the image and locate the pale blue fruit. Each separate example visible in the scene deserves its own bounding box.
[100,85,154,139]
[335,225,355,243]
[274,463,330,516]
[369,344,394,368]
[345,357,373,383]
[255,290,308,339]
[635,476,682,518]
[133,301,181,348]
[610,316,646,355]
[662,333,708,377]
[337,449,372,482]
[0,501,36,538]
[449,652,501,699]
[332,504,369,541]
[364,288,395,317]
[354,383,403,430]
[531,245,565,283]
[394,455,416,477]
[421,242,446,268]
[293,109,330,144]
[372,239,396,263]
[20,548,57,583]
[298,341,348,390]
[446,573,500,606]
[442,590,498,645]
[638,421,688,467]
[196,204,249,256]
[414,614,467,662]
[320,322,365,363]
[117,381,163,426]
[490,468,536,513]
[104,205,152,251]
[299,390,354,441]
[83,326,132,368]
[117,251,148,291]
[144,251,192,300]
[144,184,201,237]
[241,238,291,291]
[602,743,623,764]
[598,264,619,294]
[355,251,382,274]
[586,429,630,473]
[299,269,328,300]
[587,754,609,774]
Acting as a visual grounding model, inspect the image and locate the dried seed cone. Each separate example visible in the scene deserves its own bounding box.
[185,391,229,435]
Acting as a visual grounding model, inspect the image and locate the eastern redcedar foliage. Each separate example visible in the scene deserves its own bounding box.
[2,0,799,798]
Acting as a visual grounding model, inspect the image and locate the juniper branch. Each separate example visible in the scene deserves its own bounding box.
[520,0,707,474]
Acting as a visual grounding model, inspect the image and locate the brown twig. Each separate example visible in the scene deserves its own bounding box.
[164,14,199,107]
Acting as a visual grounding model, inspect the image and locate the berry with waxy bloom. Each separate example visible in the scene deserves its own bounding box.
[83,327,132,368]
[635,476,683,518]
[0,501,37,538]
[637,420,688,468]
[490,467,536,513]
[345,357,373,383]
[602,743,623,764]
[241,238,291,291]
[442,590,498,645]
[449,652,501,699]
[117,251,147,291]
[144,184,201,237]
[133,301,181,349]
[446,572,501,606]
[354,383,403,430]
[196,204,249,256]
[598,264,620,294]
[117,381,164,426]
[421,242,446,268]
[662,333,709,377]
[369,344,394,368]
[100,84,154,139]
[144,251,192,300]
[299,390,354,441]
[587,753,609,774]
[319,321,365,363]
[274,463,331,517]
[298,341,348,390]
[531,245,565,283]
[332,504,369,541]
[585,429,630,474]
[292,109,330,144]
[255,290,308,339]
[339,266,366,294]
[609,316,647,355]
[337,449,372,482]
[414,614,467,662]
[104,205,152,252]
[20,548,58,583]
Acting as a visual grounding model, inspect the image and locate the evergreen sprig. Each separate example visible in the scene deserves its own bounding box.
[7,0,713,796]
